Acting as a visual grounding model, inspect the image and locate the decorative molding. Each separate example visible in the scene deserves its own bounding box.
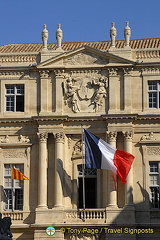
[3,149,26,158]
[55,132,65,143]
[18,135,30,143]
[141,67,160,75]
[37,132,48,142]
[147,147,160,155]
[72,140,82,156]
[0,135,9,143]
[141,132,155,141]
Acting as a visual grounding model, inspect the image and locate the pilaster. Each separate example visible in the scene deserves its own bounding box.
[54,70,64,114]
[123,68,133,112]
[108,68,118,113]
[39,70,49,114]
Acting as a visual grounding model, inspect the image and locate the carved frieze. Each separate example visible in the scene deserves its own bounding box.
[108,68,118,76]
[0,135,30,144]
[3,149,26,158]
[63,74,108,113]
[63,51,109,66]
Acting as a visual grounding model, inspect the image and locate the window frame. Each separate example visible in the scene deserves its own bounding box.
[4,164,24,211]
[149,161,160,209]
[148,81,160,109]
[5,84,25,112]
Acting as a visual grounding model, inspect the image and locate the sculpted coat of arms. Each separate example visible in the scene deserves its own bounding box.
[63,75,108,113]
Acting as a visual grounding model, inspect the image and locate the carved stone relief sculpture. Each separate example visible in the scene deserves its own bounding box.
[91,77,108,112]
[63,77,80,113]
[63,75,108,113]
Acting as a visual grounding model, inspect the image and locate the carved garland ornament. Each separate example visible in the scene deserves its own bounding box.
[63,75,108,113]
[147,147,160,155]
[3,149,26,158]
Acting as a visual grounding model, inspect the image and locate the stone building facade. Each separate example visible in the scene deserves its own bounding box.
[0,23,160,239]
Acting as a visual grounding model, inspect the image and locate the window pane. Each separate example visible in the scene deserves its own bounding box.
[6,85,14,94]
[4,177,12,188]
[148,81,157,91]
[6,96,14,111]
[150,162,158,172]
[150,175,159,185]
[16,85,24,94]
[16,96,24,112]
[150,187,160,208]
[4,189,12,210]
[15,189,23,210]
[149,93,157,108]
[4,164,11,175]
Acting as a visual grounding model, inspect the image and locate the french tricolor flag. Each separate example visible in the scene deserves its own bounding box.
[84,129,135,183]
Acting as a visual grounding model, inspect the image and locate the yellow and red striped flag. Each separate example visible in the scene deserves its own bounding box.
[11,168,30,180]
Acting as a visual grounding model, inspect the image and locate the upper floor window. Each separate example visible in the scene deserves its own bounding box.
[149,162,160,208]
[4,164,24,211]
[6,85,24,112]
[148,81,160,108]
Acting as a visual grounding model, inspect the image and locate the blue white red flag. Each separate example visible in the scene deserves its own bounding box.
[84,129,135,183]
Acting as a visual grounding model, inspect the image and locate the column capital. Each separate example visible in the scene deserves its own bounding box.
[123,131,133,141]
[39,70,49,78]
[37,132,48,143]
[107,131,117,142]
[55,132,65,143]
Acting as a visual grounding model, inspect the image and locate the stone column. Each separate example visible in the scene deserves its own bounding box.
[37,132,48,208]
[39,70,49,113]
[54,132,65,208]
[123,68,132,112]
[107,131,117,207]
[108,68,118,113]
[54,70,64,114]
[123,131,134,205]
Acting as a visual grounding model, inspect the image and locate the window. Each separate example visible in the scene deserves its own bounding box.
[78,165,97,208]
[6,85,24,112]
[148,81,160,108]
[149,162,160,208]
[4,164,24,210]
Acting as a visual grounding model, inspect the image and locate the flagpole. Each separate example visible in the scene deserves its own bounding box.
[81,126,86,211]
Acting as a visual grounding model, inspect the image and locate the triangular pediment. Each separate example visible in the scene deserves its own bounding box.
[37,45,134,68]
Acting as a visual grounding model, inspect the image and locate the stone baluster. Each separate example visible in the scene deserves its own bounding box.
[54,132,65,208]
[123,131,134,205]
[37,132,48,208]
[107,131,117,207]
